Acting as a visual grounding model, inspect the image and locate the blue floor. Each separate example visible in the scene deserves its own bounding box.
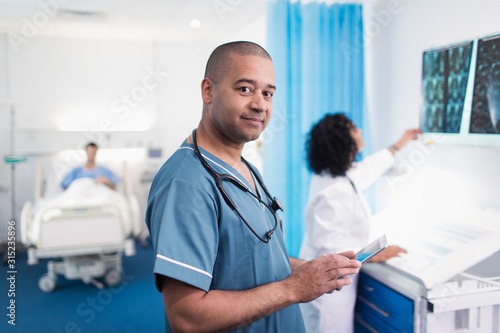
[0,240,165,333]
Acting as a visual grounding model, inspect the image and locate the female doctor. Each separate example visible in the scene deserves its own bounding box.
[299,113,420,333]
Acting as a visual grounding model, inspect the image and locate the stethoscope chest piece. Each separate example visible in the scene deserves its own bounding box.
[270,197,284,214]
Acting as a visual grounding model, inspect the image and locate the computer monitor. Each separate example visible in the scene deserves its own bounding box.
[470,34,500,134]
[421,41,473,133]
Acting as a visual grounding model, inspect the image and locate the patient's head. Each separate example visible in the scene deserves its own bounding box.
[85,142,98,164]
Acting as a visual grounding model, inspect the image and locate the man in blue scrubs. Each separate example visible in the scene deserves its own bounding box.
[146,41,361,332]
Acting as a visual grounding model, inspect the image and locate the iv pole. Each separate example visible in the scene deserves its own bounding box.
[4,35,17,223]
[2,35,27,266]
[2,35,26,264]
[9,104,16,222]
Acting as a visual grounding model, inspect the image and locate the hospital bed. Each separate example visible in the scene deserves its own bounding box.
[20,158,142,292]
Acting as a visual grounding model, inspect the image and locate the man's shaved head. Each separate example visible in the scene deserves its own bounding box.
[204,41,272,84]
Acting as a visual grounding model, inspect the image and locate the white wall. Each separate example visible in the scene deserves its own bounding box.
[0,13,267,240]
[0,37,164,237]
[364,0,500,212]
[155,42,214,155]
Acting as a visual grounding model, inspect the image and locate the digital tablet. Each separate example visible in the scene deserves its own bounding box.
[354,234,388,264]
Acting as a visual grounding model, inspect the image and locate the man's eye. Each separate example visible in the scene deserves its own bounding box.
[240,87,251,93]
[264,91,274,98]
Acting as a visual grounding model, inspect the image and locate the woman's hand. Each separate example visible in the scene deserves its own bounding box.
[369,245,407,263]
[393,129,421,151]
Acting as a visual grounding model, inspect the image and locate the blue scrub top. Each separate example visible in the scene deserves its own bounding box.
[146,141,305,333]
[61,165,120,189]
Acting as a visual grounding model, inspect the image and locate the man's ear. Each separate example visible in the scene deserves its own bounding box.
[201,78,214,104]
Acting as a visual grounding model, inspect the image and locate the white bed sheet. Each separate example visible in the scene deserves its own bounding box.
[27,178,132,247]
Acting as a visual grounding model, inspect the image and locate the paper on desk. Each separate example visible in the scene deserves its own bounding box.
[370,205,500,289]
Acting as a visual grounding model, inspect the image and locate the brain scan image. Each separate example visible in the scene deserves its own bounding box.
[422,42,472,133]
[470,35,500,134]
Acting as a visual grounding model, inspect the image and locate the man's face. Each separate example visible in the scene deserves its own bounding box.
[86,145,97,163]
[204,54,276,146]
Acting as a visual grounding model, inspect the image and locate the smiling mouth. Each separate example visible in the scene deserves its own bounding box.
[242,117,264,125]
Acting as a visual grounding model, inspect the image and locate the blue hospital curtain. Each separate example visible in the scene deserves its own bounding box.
[263,0,369,257]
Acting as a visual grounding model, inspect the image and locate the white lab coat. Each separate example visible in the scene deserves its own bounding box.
[299,149,395,333]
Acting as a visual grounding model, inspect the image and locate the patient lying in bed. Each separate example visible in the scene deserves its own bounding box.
[22,170,139,291]
[61,142,120,190]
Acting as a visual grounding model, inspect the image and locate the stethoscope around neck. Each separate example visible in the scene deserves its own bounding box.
[191,129,284,243]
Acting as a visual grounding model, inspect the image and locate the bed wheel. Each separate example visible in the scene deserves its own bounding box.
[105,269,122,286]
[39,274,58,293]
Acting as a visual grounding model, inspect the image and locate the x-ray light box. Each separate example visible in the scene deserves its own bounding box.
[421,33,500,146]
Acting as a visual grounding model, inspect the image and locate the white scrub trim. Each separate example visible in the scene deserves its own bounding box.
[181,147,265,211]
[156,254,213,279]
[180,146,253,193]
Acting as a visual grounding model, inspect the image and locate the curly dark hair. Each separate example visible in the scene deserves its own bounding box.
[306,113,358,177]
